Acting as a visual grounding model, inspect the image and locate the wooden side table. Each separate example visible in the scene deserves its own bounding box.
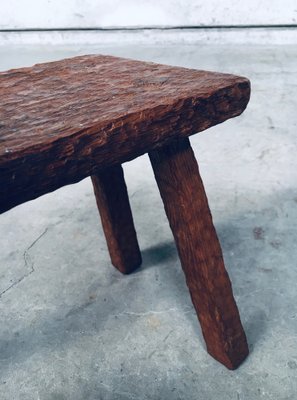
[0,54,250,369]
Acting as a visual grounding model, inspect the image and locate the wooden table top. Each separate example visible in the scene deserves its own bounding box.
[0,54,250,212]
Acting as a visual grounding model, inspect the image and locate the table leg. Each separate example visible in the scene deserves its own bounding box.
[149,138,248,369]
[91,165,142,274]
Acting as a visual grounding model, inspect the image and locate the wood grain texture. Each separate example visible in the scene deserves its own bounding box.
[0,54,250,213]
[91,165,141,274]
[149,138,248,369]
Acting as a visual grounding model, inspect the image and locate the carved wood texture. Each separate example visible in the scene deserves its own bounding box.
[149,138,249,369]
[0,54,250,213]
[91,165,141,274]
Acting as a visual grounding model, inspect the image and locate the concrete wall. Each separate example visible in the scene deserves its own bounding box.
[1,0,296,30]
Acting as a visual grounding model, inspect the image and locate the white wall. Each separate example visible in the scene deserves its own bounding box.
[1,0,296,30]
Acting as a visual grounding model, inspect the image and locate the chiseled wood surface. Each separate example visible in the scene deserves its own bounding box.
[149,138,249,369]
[91,165,142,274]
[0,54,250,213]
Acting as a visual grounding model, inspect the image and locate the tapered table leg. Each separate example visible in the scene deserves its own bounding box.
[91,165,142,274]
[149,138,248,369]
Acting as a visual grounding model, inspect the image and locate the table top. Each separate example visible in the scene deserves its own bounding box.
[0,54,250,159]
[0,54,250,212]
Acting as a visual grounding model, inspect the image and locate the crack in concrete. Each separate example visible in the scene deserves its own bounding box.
[113,307,193,318]
[0,228,48,298]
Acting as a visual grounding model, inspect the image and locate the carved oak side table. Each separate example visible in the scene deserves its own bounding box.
[0,55,250,369]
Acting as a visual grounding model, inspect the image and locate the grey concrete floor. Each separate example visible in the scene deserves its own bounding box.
[0,42,297,399]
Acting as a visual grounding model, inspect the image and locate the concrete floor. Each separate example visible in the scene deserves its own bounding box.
[0,42,297,399]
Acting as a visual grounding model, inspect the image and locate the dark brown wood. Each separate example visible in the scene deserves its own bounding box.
[91,165,141,274]
[0,54,250,213]
[149,138,248,369]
